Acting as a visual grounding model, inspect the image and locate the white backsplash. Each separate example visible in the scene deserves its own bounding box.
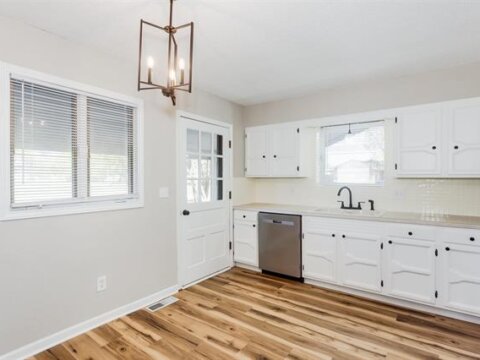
[251,177,480,217]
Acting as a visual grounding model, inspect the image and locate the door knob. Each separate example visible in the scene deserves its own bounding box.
[182,209,190,216]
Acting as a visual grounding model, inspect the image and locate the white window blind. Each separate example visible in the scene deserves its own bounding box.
[9,77,138,210]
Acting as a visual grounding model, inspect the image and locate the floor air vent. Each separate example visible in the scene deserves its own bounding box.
[147,296,178,312]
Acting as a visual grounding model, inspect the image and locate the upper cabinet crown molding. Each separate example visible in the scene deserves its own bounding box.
[394,98,480,178]
[245,124,309,178]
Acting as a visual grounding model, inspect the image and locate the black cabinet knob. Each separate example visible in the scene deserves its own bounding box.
[243,215,246,218]
[262,155,266,158]
[432,146,437,150]
[445,247,450,251]
[332,234,336,237]
[273,155,277,158]
[182,209,190,216]
[342,235,346,238]
[388,240,393,244]
[454,145,459,150]
[253,224,256,228]
[470,237,475,242]
[408,231,413,236]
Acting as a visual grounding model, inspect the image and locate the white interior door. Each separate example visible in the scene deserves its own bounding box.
[178,115,232,287]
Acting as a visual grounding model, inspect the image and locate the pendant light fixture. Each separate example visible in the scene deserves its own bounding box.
[137,0,194,105]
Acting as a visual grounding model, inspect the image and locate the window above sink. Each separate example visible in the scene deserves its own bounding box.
[318,120,385,186]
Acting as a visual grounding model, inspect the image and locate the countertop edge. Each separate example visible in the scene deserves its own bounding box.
[233,204,480,230]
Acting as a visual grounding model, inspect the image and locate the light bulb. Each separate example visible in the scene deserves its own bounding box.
[147,56,154,69]
[179,58,185,70]
[169,69,176,85]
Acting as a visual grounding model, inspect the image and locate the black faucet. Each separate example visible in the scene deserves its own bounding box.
[337,186,364,210]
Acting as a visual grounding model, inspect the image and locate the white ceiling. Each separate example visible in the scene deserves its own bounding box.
[2,0,480,105]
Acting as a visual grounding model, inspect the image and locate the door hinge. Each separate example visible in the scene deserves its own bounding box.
[395,163,398,170]
[381,242,384,250]
[244,167,247,172]
[229,241,232,250]
[228,140,232,149]
[302,233,304,239]
[435,249,438,257]
[435,290,438,298]
[302,264,304,270]
[229,191,232,200]
[297,166,300,172]
[297,128,300,134]
[381,280,384,287]
[395,117,398,124]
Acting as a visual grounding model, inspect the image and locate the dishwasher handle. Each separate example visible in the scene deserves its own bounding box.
[262,218,295,226]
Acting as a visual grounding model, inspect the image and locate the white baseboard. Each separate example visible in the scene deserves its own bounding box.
[0,284,179,360]
[304,278,480,325]
[234,262,261,272]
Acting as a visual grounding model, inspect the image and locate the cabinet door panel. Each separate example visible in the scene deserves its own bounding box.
[245,128,268,176]
[441,243,480,315]
[385,238,436,304]
[303,230,337,283]
[270,127,299,177]
[447,104,480,175]
[234,222,258,266]
[396,109,442,176]
[340,232,382,293]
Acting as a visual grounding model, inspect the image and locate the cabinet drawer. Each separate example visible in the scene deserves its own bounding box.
[387,223,436,241]
[234,210,258,223]
[443,227,480,246]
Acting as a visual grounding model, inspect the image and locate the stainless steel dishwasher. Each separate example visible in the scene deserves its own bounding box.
[258,212,302,279]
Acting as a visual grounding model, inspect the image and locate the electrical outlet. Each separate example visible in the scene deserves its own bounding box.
[97,275,107,292]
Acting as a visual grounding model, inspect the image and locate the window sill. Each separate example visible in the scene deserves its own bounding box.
[0,198,144,221]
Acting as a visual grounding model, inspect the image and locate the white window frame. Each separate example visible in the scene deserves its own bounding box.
[317,120,385,187]
[0,62,144,220]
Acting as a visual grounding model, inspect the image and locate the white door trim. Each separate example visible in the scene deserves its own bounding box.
[176,111,233,288]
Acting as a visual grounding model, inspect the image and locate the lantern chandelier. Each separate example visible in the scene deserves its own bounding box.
[137,0,194,105]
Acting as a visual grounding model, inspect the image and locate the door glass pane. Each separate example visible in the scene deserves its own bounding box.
[187,180,198,203]
[200,180,211,202]
[216,157,223,178]
[187,129,199,153]
[215,134,223,155]
[216,180,223,200]
[200,156,212,178]
[186,155,199,179]
[201,132,212,154]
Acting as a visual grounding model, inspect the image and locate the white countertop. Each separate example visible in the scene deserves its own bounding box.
[234,203,480,230]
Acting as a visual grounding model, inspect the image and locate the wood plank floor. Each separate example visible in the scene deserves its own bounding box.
[30,267,480,360]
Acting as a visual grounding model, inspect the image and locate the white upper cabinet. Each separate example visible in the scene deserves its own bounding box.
[395,107,443,176]
[245,127,268,177]
[446,101,480,176]
[245,125,307,177]
[394,97,480,178]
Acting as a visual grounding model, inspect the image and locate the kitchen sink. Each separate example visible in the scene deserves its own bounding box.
[313,208,385,217]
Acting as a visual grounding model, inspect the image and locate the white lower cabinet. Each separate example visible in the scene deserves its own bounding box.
[339,231,382,293]
[302,216,480,319]
[439,228,480,316]
[384,237,437,304]
[303,228,338,283]
[233,210,258,267]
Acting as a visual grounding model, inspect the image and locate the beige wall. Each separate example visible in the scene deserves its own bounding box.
[0,16,242,356]
[243,63,480,216]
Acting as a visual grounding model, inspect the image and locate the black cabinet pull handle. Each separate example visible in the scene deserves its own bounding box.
[388,240,393,244]
[445,247,450,251]
[470,237,475,242]
[432,146,437,150]
[182,209,190,216]
[454,145,459,150]
[408,231,413,236]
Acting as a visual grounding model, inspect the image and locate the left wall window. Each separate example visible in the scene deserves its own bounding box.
[2,68,143,219]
